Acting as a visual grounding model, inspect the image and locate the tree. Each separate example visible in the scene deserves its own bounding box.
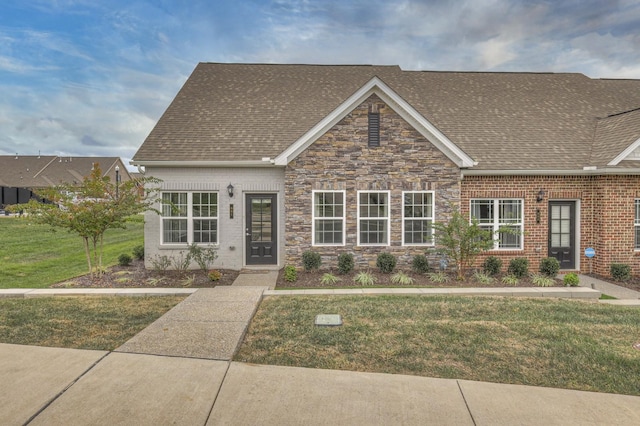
[433,208,493,281]
[11,164,159,279]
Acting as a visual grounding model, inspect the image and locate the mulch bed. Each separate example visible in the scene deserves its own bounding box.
[276,269,562,288]
[51,260,239,288]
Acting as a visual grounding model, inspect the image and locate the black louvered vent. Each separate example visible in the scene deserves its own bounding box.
[368,111,380,147]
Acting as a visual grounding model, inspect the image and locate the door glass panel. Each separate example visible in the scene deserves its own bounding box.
[551,234,560,246]
[251,198,272,242]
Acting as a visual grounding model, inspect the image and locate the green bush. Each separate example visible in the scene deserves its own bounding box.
[118,253,132,267]
[501,274,519,286]
[563,272,580,287]
[132,245,144,261]
[354,271,376,286]
[411,254,430,274]
[473,271,495,284]
[337,253,355,274]
[482,256,502,276]
[610,263,631,281]
[208,269,222,281]
[531,273,555,287]
[284,265,298,282]
[302,251,322,271]
[539,257,560,277]
[507,258,529,278]
[320,273,341,285]
[391,272,415,285]
[376,252,397,273]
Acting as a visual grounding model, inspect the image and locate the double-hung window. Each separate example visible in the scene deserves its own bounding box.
[402,191,434,245]
[471,199,523,249]
[313,191,345,245]
[358,191,390,245]
[161,192,218,244]
[635,200,640,249]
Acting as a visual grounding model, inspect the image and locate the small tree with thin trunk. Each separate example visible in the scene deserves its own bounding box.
[11,164,159,279]
[433,208,494,281]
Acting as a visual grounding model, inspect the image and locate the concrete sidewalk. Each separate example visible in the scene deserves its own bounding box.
[2,343,639,425]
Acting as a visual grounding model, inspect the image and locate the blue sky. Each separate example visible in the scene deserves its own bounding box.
[1,0,639,169]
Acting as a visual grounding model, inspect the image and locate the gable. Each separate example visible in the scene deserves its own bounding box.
[274,77,475,168]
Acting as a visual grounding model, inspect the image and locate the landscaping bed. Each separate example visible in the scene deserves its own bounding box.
[51,259,239,288]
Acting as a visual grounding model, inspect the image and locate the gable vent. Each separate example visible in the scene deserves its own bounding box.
[368,106,380,148]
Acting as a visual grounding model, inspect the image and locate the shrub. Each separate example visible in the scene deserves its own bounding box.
[531,273,555,287]
[354,271,376,286]
[428,271,450,284]
[320,273,341,285]
[149,254,170,272]
[501,274,519,286]
[208,269,222,281]
[284,265,298,282]
[508,258,529,278]
[411,254,430,274]
[188,243,218,273]
[473,271,494,285]
[302,251,322,271]
[391,272,415,285]
[337,253,355,274]
[539,257,560,277]
[610,263,631,281]
[563,272,580,287]
[482,256,502,276]
[132,245,145,261]
[376,252,397,273]
[118,253,132,267]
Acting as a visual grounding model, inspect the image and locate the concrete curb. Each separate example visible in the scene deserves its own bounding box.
[0,288,198,298]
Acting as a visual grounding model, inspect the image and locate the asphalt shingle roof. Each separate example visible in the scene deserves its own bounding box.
[133,63,640,171]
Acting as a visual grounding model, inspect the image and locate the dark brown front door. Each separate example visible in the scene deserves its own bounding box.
[246,194,277,265]
[548,201,576,269]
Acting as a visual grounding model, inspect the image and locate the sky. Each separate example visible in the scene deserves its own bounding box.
[1,0,639,170]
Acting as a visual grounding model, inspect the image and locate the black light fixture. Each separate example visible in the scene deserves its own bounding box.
[227,183,234,198]
[536,189,545,203]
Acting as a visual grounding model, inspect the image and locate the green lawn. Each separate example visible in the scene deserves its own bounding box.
[0,296,184,350]
[236,295,640,396]
[0,216,144,288]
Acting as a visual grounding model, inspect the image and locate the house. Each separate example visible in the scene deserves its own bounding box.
[0,155,131,207]
[132,63,640,277]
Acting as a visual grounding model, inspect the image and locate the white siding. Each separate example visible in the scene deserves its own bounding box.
[144,167,286,271]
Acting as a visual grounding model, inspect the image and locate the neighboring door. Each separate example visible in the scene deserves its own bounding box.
[548,201,576,269]
[246,194,277,265]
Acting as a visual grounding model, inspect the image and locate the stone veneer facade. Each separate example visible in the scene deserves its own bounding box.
[285,95,461,268]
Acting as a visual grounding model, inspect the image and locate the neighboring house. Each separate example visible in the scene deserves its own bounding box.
[0,155,131,206]
[132,63,640,277]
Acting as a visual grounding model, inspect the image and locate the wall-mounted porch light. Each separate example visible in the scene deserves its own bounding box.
[227,183,234,198]
[536,189,545,203]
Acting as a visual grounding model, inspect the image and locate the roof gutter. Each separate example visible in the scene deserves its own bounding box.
[462,167,640,177]
[130,159,282,168]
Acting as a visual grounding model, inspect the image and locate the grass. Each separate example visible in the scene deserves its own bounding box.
[0,216,144,288]
[236,295,640,396]
[0,296,184,350]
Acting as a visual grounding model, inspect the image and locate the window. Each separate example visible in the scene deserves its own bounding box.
[471,199,523,249]
[313,191,345,245]
[635,200,640,249]
[358,191,389,245]
[161,192,218,244]
[403,191,434,245]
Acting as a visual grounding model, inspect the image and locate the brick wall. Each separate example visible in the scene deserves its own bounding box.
[461,174,640,276]
[284,95,461,268]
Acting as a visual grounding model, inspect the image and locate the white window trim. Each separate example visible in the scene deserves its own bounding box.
[357,190,391,246]
[160,191,219,246]
[312,190,346,246]
[470,198,524,250]
[635,199,640,250]
[402,191,435,246]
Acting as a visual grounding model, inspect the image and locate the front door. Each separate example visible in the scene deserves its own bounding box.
[246,194,277,265]
[548,201,576,269]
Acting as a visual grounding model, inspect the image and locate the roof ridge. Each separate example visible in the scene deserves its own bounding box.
[601,106,640,119]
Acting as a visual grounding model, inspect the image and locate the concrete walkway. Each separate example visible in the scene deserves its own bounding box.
[577,274,640,305]
[3,273,640,424]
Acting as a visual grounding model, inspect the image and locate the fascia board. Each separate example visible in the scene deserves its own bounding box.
[274,77,475,168]
[129,160,281,168]
[608,136,640,166]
